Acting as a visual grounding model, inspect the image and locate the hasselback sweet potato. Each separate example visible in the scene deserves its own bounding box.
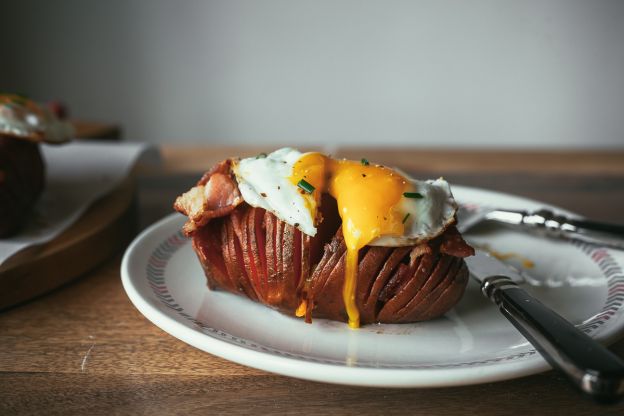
[175,159,474,325]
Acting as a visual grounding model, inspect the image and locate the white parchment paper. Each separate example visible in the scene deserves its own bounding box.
[0,141,147,266]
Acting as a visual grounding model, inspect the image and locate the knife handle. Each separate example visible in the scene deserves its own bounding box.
[485,209,624,250]
[482,276,624,403]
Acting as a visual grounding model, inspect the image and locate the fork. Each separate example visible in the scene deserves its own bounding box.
[457,205,624,250]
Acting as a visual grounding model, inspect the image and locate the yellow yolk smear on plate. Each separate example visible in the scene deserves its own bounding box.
[291,154,408,328]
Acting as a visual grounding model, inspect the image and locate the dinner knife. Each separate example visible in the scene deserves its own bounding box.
[465,250,624,402]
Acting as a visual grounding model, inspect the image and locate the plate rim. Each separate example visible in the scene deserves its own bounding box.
[121,185,624,387]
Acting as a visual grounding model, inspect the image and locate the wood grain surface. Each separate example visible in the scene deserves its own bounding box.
[72,120,122,141]
[2,146,624,415]
[0,177,136,309]
[159,145,624,175]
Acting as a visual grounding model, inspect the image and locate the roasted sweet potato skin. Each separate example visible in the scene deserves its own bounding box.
[190,202,473,324]
[0,136,45,237]
[192,204,309,312]
[177,160,474,324]
[304,226,471,324]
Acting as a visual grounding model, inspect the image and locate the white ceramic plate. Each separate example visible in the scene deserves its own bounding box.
[121,185,624,387]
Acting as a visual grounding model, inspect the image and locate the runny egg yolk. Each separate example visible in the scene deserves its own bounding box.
[290,153,408,328]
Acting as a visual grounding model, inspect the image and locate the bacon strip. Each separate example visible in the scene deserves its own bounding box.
[439,225,475,258]
[174,159,243,235]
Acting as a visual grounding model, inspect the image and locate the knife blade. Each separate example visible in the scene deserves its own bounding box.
[466,250,624,403]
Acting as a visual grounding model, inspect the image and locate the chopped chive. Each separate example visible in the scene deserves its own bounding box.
[361,158,370,166]
[297,179,315,194]
[403,192,424,199]
[402,213,411,224]
[256,152,267,159]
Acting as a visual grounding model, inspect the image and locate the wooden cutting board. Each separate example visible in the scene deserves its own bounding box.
[0,176,136,310]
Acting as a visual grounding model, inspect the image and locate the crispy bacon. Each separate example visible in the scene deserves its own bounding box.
[173,159,243,235]
[439,225,476,258]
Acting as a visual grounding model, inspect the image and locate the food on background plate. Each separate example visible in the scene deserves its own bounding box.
[0,94,73,237]
[174,148,474,328]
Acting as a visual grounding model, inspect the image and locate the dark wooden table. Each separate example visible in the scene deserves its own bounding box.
[1,146,624,415]
[72,120,122,140]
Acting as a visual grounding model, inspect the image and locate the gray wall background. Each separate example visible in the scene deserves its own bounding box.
[1,0,623,147]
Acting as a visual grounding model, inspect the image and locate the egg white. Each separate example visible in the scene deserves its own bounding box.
[232,148,318,236]
[0,97,73,143]
[370,177,458,247]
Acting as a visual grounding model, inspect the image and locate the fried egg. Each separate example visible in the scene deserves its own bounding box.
[0,94,73,143]
[234,148,458,327]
